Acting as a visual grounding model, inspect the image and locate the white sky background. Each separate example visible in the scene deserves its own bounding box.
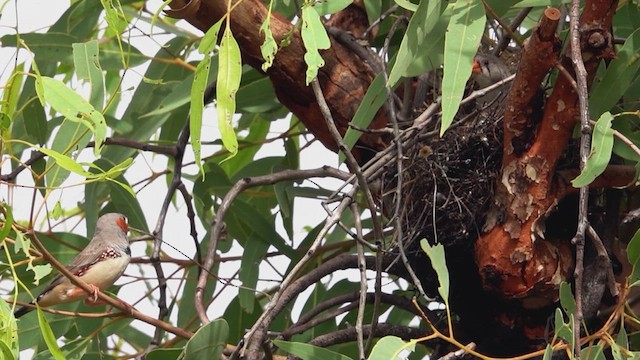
[0,1,406,355]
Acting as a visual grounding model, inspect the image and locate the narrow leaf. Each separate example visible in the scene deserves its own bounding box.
[199,19,223,54]
[572,112,614,187]
[387,0,441,87]
[190,53,210,176]
[37,307,65,360]
[441,0,485,135]
[301,5,331,84]
[73,40,105,110]
[217,26,241,157]
[420,239,450,303]
[274,340,354,360]
[590,27,640,119]
[260,14,278,71]
[341,74,386,163]
[559,282,576,316]
[0,300,18,360]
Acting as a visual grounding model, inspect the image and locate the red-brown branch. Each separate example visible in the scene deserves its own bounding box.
[167,0,388,163]
[476,0,618,303]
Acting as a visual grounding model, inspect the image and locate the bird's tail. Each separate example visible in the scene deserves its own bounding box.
[14,304,34,318]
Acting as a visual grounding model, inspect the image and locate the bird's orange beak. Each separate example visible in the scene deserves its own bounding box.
[116,216,129,233]
[472,59,481,74]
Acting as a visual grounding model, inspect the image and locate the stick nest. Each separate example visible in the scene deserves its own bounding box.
[382,103,505,254]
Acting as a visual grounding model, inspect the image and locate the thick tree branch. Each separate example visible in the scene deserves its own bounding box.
[167,0,389,163]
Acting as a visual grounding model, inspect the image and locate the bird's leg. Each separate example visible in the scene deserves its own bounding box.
[66,285,102,305]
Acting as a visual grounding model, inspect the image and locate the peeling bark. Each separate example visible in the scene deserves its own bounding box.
[476,0,618,308]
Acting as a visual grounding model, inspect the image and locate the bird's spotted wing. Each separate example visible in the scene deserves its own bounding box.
[35,241,111,300]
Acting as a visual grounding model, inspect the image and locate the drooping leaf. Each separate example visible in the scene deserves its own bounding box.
[0,290,18,360]
[590,28,640,117]
[582,344,605,360]
[559,282,576,316]
[260,4,278,71]
[38,146,94,178]
[223,295,261,344]
[72,40,105,110]
[36,307,65,360]
[542,344,553,360]
[341,74,386,163]
[216,26,241,158]
[198,19,224,54]
[190,53,211,176]
[301,5,331,84]
[420,240,450,303]
[441,0,485,135]
[572,112,614,187]
[238,239,269,313]
[387,0,442,87]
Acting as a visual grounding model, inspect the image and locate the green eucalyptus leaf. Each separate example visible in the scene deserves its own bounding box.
[572,112,614,187]
[420,239,450,303]
[37,77,106,155]
[260,8,278,71]
[301,5,331,84]
[72,40,105,110]
[181,319,228,360]
[441,0,485,135]
[341,74,386,163]
[190,53,211,176]
[274,340,354,360]
[590,28,640,117]
[217,26,241,158]
[387,0,442,86]
[367,336,415,360]
[36,308,65,360]
[313,0,353,16]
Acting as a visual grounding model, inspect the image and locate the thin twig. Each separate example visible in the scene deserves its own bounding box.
[493,8,532,55]
[569,1,591,358]
[352,202,367,360]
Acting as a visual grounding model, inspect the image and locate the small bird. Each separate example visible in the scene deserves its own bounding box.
[14,213,131,318]
[471,54,512,108]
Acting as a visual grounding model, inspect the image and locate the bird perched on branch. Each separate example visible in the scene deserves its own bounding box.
[14,213,131,318]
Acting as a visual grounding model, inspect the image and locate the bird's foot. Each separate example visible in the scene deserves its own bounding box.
[81,285,103,306]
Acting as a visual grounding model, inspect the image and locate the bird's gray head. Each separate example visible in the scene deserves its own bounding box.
[472,54,511,88]
[94,213,129,242]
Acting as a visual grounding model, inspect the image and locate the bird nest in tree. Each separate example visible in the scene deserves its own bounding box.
[381,103,505,254]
